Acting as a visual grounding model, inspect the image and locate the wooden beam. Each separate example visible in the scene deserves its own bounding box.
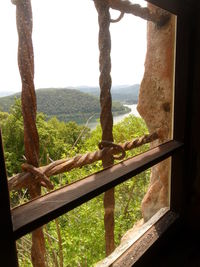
[171,4,194,213]
[112,209,178,266]
[12,140,183,240]
[146,0,193,15]
[96,207,172,266]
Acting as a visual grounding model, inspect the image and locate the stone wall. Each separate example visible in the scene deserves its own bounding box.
[137,4,176,221]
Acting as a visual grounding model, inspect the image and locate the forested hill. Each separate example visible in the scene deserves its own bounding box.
[0,88,130,123]
[77,84,140,104]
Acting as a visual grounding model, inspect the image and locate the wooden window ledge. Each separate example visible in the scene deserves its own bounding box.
[95,208,178,267]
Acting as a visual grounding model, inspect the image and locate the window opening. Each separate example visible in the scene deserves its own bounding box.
[0,0,179,266]
[16,166,150,267]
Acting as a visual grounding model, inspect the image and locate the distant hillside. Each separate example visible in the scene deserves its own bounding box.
[0,88,130,123]
[76,84,140,104]
[0,91,15,97]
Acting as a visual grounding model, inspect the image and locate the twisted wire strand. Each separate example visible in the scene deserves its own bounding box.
[8,130,160,190]
[121,131,159,150]
[108,0,170,26]
[94,0,113,145]
[94,0,115,255]
[110,11,124,23]
[14,1,46,266]
[16,0,39,168]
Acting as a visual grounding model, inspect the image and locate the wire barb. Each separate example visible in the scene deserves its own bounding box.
[110,11,124,23]
[8,130,161,191]
[99,140,126,160]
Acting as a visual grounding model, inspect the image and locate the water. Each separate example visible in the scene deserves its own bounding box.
[88,104,140,130]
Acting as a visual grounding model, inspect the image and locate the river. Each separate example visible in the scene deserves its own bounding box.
[88,104,140,130]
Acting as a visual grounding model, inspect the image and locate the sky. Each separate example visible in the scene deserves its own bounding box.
[0,0,147,93]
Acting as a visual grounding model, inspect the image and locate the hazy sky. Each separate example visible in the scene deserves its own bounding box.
[0,0,147,93]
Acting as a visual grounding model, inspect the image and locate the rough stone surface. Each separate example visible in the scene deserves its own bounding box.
[137,4,176,221]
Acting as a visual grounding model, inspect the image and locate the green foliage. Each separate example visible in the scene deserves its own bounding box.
[37,114,90,166]
[2,100,150,266]
[113,115,150,158]
[1,100,90,175]
[0,99,24,175]
[45,196,105,267]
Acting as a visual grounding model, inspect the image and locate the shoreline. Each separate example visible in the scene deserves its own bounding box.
[88,104,140,130]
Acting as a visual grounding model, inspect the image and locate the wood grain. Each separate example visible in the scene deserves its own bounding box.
[12,140,183,240]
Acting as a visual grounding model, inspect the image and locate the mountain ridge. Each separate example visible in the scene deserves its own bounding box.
[0,88,130,124]
[75,84,140,104]
[0,84,139,103]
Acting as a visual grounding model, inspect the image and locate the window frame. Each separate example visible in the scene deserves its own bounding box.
[0,0,194,266]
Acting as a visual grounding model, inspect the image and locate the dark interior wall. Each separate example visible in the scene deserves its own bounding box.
[183,5,200,232]
[134,2,200,266]
[158,4,200,266]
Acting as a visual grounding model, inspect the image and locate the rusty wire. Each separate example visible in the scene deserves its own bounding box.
[110,11,124,23]
[93,0,116,255]
[13,0,46,266]
[108,0,170,26]
[15,0,39,169]
[94,0,113,145]
[8,130,160,190]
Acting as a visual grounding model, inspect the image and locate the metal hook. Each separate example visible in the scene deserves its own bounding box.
[98,140,126,160]
[110,12,124,23]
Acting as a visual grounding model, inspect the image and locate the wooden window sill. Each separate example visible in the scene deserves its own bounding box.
[12,140,183,240]
[96,208,178,267]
